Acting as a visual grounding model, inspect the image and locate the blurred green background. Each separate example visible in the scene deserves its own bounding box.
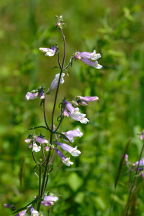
[0,0,144,215]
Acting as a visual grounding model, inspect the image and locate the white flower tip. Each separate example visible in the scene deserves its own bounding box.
[62,158,73,166]
[71,147,81,157]
[96,64,103,69]
[32,143,41,152]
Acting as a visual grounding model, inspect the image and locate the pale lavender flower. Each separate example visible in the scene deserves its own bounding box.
[41,195,59,206]
[74,50,102,69]
[76,96,99,106]
[25,88,45,100]
[55,149,73,166]
[70,108,89,124]
[63,128,83,142]
[64,101,89,124]
[134,159,144,167]
[30,208,39,216]
[34,136,48,144]
[16,210,27,216]
[125,154,144,171]
[56,142,81,157]
[39,46,57,56]
[76,50,101,60]
[49,73,65,91]
[63,101,75,115]
[25,135,48,145]
[25,91,38,100]
[139,131,144,140]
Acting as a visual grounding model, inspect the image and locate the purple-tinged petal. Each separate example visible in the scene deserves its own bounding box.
[139,131,144,140]
[41,195,58,206]
[81,58,102,69]
[56,142,81,157]
[63,101,89,123]
[63,128,83,142]
[76,96,99,106]
[39,46,57,56]
[16,210,27,216]
[30,207,39,216]
[75,50,101,61]
[55,149,73,166]
[63,101,75,115]
[134,159,144,167]
[25,92,38,100]
[34,136,48,144]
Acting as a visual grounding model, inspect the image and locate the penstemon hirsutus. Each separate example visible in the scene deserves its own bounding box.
[14,16,102,216]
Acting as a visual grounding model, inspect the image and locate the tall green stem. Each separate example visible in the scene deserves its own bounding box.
[37,27,66,211]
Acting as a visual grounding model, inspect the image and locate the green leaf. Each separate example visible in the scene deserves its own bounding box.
[67,172,83,191]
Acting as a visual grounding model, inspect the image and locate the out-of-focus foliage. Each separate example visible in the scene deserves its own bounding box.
[0,0,144,215]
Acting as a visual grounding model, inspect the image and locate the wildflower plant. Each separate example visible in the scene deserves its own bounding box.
[13,16,102,215]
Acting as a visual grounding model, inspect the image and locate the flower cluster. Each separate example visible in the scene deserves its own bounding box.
[16,194,59,215]
[25,135,49,152]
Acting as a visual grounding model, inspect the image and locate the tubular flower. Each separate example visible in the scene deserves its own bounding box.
[63,101,89,124]
[63,128,83,142]
[133,159,144,167]
[124,154,144,177]
[34,136,48,144]
[56,142,81,157]
[30,208,39,216]
[49,73,65,91]
[16,210,27,216]
[74,50,102,69]
[55,149,73,166]
[39,46,57,56]
[25,135,48,145]
[76,96,99,106]
[41,195,59,206]
[70,108,89,124]
[25,88,45,100]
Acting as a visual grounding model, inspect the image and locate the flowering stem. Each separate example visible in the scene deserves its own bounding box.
[124,140,144,216]
[36,27,66,211]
